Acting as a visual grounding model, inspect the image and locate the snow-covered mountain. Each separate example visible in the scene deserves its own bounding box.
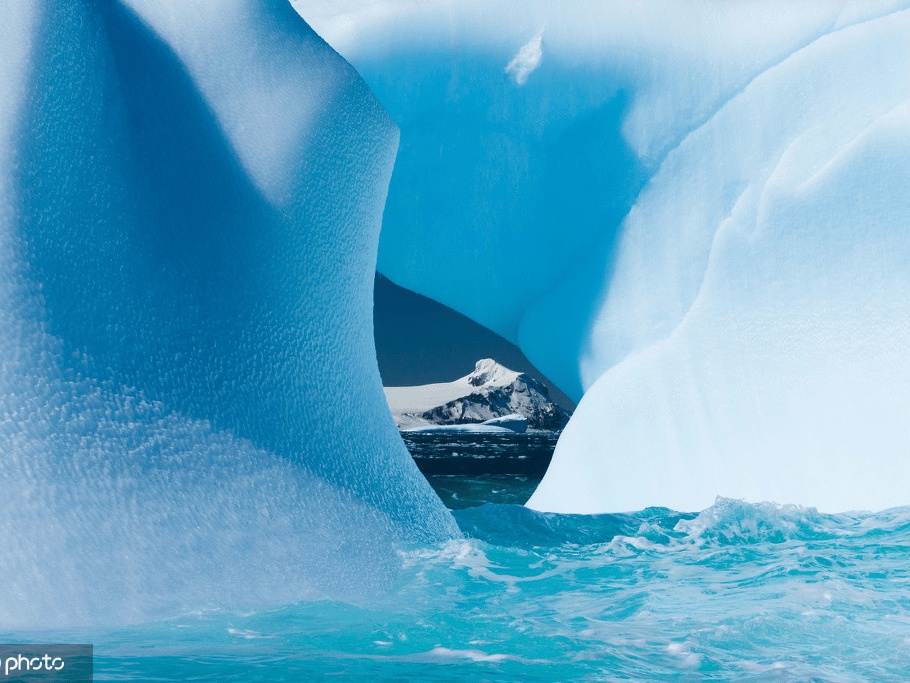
[384,359,571,431]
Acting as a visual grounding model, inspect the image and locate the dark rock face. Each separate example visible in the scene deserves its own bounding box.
[420,374,571,430]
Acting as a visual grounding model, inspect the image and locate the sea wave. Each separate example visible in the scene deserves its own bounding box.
[12,498,910,681]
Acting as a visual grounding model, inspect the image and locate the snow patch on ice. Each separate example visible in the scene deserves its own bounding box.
[505,31,543,86]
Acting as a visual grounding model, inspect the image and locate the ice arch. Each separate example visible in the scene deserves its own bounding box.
[0,0,454,628]
[295,1,910,513]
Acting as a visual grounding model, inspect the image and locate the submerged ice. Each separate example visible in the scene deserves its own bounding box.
[295,1,910,514]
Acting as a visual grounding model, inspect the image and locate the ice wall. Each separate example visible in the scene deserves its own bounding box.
[528,10,910,513]
[0,0,455,628]
[295,1,910,513]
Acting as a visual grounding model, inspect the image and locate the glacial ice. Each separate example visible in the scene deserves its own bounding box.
[403,423,513,434]
[7,0,910,630]
[294,1,910,513]
[481,414,529,433]
[403,413,528,434]
[0,0,454,628]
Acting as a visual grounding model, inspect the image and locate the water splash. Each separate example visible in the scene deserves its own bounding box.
[16,498,909,681]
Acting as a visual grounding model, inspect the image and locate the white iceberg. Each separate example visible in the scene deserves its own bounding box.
[481,414,529,433]
[404,413,529,434]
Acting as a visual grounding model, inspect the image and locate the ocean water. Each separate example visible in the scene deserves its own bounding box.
[403,430,559,508]
[8,434,910,682]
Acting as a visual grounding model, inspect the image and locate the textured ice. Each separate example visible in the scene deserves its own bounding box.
[0,0,454,628]
[505,32,543,87]
[404,414,528,434]
[403,424,513,434]
[294,1,910,513]
[526,11,910,513]
[481,414,528,433]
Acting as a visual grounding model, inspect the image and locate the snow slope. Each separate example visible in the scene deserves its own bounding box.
[385,359,569,430]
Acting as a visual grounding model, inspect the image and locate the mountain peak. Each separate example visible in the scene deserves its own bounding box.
[385,358,571,431]
[466,358,520,387]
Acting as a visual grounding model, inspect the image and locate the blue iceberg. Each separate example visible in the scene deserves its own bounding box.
[0,0,454,628]
[297,1,910,514]
[5,0,910,631]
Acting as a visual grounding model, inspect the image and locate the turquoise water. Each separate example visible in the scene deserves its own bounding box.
[7,436,910,681]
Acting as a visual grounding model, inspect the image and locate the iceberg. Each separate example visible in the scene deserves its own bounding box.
[403,413,529,434]
[7,0,910,629]
[481,414,529,433]
[528,11,910,514]
[294,1,910,513]
[0,0,454,628]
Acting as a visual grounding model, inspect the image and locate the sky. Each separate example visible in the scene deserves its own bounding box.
[373,272,575,411]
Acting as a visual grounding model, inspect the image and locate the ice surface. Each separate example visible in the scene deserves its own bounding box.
[403,424,513,434]
[527,9,910,514]
[295,0,907,376]
[481,414,528,433]
[0,0,454,628]
[293,1,910,513]
[403,413,527,434]
[505,32,543,87]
